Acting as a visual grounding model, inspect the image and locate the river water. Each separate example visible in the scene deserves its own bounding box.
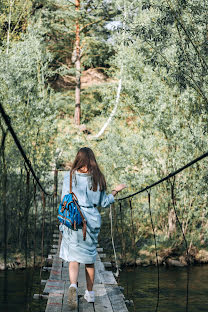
[118,265,208,312]
[0,265,208,311]
[0,268,48,312]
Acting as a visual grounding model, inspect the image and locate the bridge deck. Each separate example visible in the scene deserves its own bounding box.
[43,229,128,312]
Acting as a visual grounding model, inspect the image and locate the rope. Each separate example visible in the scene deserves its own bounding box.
[0,102,53,196]
[118,151,208,201]
[109,204,120,277]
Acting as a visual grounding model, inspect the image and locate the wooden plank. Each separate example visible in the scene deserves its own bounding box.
[49,268,62,280]
[51,249,58,254]
[43,267,52,272]
[45,293,63,312]
[105,286,128,312]
[95,258,105,272]
[76,282,94,312]
[95,256,117,285]
[100,271,117,285]
[94,284,113,312]
[34,294,48,299]
[53,234,59,238]
[61,268,69,280]
[63,261,68,268]
[44,279,65,295]
[52,244,59,249]
[41,279,47,285]
[48,255,57,260]
[52,260,62,268]
[77,264,86,287]
[103,262,112,268]
[97,248,103,252]
[78,296,95,312]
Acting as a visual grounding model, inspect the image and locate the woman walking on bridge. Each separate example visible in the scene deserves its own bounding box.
[59,147,126,308]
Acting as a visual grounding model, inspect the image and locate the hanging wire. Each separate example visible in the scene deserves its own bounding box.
[39,191,46,298]
[147,191,160,312]
[33,181,37,267]
[118,151,208,201]
[119,202,127,265]
[170,178,189,261]
[129,199,137,264]
[109,204,120,277]
[24,165,30,268]
[41,192,46,269]
[0,102,53,196]
[170,178,189,312]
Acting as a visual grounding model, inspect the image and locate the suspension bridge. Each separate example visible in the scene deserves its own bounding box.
[1,100,208,312]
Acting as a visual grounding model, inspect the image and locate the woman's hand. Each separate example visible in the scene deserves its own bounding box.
[112,184,127,196]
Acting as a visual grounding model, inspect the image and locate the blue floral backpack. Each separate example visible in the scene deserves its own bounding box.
[58,171,87,240]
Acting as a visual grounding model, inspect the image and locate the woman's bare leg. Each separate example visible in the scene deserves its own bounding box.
[69,261,80,285]
[85,264,95,291]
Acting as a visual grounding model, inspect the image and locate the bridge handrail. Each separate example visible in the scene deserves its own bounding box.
[0,102,53,196]
[118,151,208,201]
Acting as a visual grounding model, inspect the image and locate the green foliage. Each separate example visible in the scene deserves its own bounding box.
[0,0,32,45]
[0,0,208,265]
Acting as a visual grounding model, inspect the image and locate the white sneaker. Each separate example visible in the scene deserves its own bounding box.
[84,290,95,303]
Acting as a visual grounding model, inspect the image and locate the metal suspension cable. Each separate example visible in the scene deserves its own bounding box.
[118,151,208,201]
[0,102,53,196]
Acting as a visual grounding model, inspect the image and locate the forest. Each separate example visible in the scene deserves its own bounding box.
[0,0,208,270]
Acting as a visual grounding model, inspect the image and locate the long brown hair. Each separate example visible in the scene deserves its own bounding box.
[71,147,106,191]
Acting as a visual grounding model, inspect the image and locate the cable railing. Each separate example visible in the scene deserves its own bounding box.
[0,102,57,274]
[118,151,208,201]
[0,101,53,196]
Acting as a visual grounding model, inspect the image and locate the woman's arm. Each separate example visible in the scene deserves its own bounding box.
[111,184,127,196]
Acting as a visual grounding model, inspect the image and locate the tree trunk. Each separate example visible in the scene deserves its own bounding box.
[168,208,176,238]
[74,0,81,125]
[6,0,13,55]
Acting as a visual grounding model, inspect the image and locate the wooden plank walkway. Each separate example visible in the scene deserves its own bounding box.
[42,228,128,312]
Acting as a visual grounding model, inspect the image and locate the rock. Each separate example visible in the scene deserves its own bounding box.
[166,258,186,267]
[179,256,188,266]
[0,264,6,270]
[136,258,142,265]
[195,250,208,263]
[125,299,134,306]
[151,256,163,265]
[141,259,151,266]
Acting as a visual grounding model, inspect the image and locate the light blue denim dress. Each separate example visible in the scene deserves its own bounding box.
[59,171,115,264]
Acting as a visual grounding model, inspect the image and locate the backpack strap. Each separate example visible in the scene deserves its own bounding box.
[70,170,87,241]
[70,170,72,193]
[74,200,87,241]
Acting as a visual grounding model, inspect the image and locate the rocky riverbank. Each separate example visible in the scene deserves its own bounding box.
[0,254,44,270]
[109,247,208,268]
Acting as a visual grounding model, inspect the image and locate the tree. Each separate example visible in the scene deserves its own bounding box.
[30,0,116,124]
